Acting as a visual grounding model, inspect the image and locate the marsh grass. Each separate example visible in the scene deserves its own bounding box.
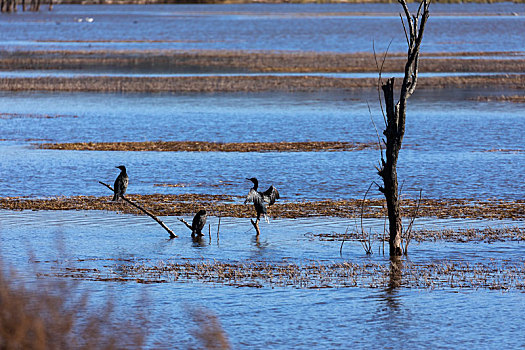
[472,95,525,103]
[42,258,525,291]
[0,258,236,349]
[0,263,148,349]
[1,50,523,73]
[1,75,523,93]
[187,307,231,350]
[38,141,377,152]
[311,226,524,243]
[1,196,523,220]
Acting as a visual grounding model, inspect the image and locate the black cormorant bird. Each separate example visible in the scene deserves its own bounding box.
[112,165,129,201]
[244,177,280,224]
[191,209,207,238]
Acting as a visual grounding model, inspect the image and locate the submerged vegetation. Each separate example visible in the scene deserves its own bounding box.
[311,226,524,242]
[38,257,525,290]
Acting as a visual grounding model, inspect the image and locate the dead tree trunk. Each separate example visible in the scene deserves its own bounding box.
[377,0,430,256]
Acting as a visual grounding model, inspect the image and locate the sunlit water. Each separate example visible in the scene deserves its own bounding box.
[0,89,523,200]
[1,210,524,348]
[0,3,524,53]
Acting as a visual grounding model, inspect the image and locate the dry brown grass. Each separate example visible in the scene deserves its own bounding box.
[188,307,231,350]
[0,264,147,349]
[37,140,376,152]
[312,226,525,243]
[1,74,523,93]
[43,257,525,290]
[1,50,524,92]
[1,50,524,73]
[0,195,523,220]
[472,95,525,103]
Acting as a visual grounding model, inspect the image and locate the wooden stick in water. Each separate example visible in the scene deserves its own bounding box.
[99,181,177,238]
[179,218,192,231]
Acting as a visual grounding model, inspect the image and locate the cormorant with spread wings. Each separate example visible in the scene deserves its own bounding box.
[244,177,280,224]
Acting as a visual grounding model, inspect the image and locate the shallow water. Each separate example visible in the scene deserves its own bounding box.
[0,4,524,53]
[0,89,523,200]
[1,210,524,348]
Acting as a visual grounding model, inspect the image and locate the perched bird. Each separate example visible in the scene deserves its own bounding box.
[244,177,280,224]
[112,165,129,201]
[191,209,207,238]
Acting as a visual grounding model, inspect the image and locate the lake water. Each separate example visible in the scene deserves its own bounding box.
[1,3,524,349]
[1,210,524,348]
[0,3,524,53]
[0,89,523,200]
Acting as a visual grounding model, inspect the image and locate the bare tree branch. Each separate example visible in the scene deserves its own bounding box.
[178,218,193,231]
[399,14,410,47]
[99,181,177,238]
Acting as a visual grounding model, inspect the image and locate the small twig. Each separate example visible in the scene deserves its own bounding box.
[179,218,192,231]
[383,215,387,255]
[399,13,410,47]
[375,39,393,127]
[217,216,221,243]
[403,189,423,255]
[360,183,374,255]
[339,226,350,257]
[367,101,384,162]
[99,181,177,238]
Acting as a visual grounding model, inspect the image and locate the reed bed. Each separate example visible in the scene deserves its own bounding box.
[311,226,524,243]
[1,195,523,220]
[0,263,148,349]
[41,257,525,290]
[1,75,523,93]
[38,141,376,152]
[0,112,78,120]
[0,75,374,92]
[1,50,523,73]
[472,95,525,103]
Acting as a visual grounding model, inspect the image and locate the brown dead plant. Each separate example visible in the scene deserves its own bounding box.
[187,307,231,350]
[0,261,148,349]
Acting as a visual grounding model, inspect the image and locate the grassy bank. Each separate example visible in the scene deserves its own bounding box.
[1,74,523,92]
[1,195,523,220]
